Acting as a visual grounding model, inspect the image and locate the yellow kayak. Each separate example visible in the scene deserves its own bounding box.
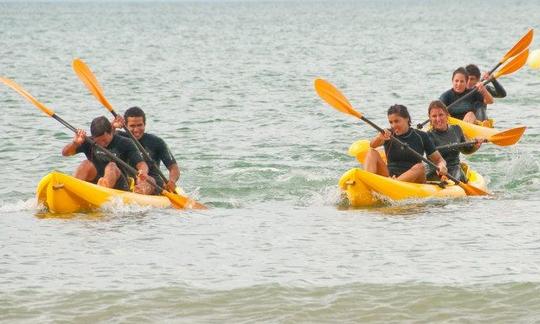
[37,171,177,213]
[448,116,526,144]
[338,164,487,207]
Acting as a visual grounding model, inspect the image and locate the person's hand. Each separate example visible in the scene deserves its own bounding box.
[437,164,448,177]
[475,82,488,95]
[112,115,125,129]
[474,138,485,149]
[377,129,392,141]
[481,71,491,81]
[73,129,86,146]
[166,179,176,192]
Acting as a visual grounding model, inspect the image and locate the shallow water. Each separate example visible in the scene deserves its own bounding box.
[1,0,540,322]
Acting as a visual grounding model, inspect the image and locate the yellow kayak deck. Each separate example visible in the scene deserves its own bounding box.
[37,171,173,213]
[338,164,487,207]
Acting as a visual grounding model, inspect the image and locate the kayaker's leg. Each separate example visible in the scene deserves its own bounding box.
[97,162,121,188]
[397,163,426,183]
[73,160,98,182]
[364,148,389,177]
[462,111,477,124]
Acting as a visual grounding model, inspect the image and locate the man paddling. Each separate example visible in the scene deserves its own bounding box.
[62,116,152,193]
[113,106,180,194]
[465,64,507,127]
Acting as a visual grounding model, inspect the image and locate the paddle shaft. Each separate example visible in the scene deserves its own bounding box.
[435,139,487,151]
[110,110,170,185]
[363,116,463,184]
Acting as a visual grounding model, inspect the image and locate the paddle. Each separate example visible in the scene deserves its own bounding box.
[0,76,203,210]
[314,78,488,196]
[435,140,482,151]
[434,127,524,151]
[71,59,206,209]
[488,29,533,75]
[417,36,532,129]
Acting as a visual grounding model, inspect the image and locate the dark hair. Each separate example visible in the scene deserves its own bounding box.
[387,104,411,126]
[428,100,449,116]
[124,106,146,124]
[465,64,481,79]
[90,116,112,137]
[452,67,468,80]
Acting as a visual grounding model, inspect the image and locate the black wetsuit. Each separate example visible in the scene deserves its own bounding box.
[474,79,507,121]
[383,128,437,177]
[76,134,143,190]
[426,125,476,182]
[440,88,485,120]
[117,131,177,194]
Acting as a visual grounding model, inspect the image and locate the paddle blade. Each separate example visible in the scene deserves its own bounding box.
[458,182,489,196]
[493,49,529,78]
[501,29,534,63]
[488,126,526,146]
[0,77,55,116]
[161,190,207,210]
[314,78,363,119]
[72,58,115,112]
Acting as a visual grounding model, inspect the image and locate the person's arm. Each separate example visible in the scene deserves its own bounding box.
[370,129,391,148]
[476,82,494,105]
[62,129,86,156]
[456,126,482,155]
[166,163,180,191]
[136,161,149,182]
[428,151,448,177]
[482,72,507,98]
[487,79,507,98]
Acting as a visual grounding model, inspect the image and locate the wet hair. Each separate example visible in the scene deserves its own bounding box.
[124,106,146,124]
[387,104,411,126]
[465,64,481,79]
[90,116,112,137]
[452,67,468,80]
[428,100,449,116]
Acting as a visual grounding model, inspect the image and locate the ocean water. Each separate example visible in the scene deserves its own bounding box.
[1,0,540,322]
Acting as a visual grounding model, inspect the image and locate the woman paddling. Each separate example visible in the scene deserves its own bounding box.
[440,67,493,124]
[364,104,447,184]
[426,100,484,182]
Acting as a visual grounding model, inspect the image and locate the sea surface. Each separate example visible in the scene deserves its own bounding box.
[1,0,540,322]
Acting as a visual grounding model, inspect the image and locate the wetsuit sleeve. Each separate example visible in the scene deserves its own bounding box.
[487,79,507,98]
[455,126,477,155]
[75,141,92,160]
[157,137,177,168]
[420,131,436,156]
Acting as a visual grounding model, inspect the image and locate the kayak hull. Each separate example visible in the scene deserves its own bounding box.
[338,164,487,207]
[36,171,172,213]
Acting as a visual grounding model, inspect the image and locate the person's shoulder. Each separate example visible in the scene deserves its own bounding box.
[113,134,136,146]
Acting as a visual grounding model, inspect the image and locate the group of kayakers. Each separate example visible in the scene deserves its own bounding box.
[364,64,506,184]
[62,107,179,195]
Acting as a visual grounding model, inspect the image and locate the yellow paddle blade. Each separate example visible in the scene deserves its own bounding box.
[488,126,526,146]
[72,58,115,112]
[501,29,534,63]
[458,182,489,196]
[161,190,207,210]
[314,78,363,119]
[493,49,529,79]
[458,182,488,196]
[0,77,55,116]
